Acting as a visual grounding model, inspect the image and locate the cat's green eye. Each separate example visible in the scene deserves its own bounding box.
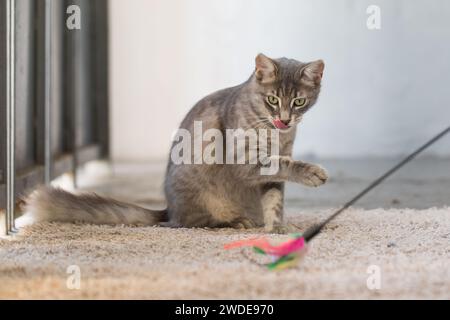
[293,97,307,108]
[267,95,279,105]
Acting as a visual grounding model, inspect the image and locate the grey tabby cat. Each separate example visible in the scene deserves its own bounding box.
[27,54,328,233]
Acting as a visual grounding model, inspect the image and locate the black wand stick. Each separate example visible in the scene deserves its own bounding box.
[302,125,450,242]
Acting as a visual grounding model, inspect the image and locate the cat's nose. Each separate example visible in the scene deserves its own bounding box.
[280,119,290,126]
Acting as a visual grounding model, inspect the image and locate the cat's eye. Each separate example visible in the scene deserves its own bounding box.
[267,95,279,106]
[292,97,307,108]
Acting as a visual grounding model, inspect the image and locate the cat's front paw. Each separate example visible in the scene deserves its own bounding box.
[298,163,328,187]
[265,223,298,234]
[230,217,257,229]
[266,224,288,234]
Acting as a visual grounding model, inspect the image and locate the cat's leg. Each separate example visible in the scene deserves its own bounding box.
[261,182,287,233]
[248,155,328,187]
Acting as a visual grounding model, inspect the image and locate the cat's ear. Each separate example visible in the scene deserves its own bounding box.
[301,60,324,85]
[255,53,277,84]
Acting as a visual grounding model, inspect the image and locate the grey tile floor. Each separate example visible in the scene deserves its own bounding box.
[285,157,450,210]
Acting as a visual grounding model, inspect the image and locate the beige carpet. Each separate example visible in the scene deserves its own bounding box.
[1,207,449,299]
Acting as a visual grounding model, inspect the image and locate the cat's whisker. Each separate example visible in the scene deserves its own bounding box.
[253,122,272,130]
[252,119,271,126]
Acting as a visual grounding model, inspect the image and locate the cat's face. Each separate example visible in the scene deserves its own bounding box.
[250,54,324,132]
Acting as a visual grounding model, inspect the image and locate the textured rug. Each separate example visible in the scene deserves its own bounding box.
[1,207,449,299]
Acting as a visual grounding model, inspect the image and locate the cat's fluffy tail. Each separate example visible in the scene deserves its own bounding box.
[25,186,168,226]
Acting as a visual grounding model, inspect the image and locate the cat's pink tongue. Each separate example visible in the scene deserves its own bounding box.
[273,119,289,129]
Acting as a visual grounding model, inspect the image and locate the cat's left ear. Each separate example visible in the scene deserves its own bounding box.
[302,60,325,85]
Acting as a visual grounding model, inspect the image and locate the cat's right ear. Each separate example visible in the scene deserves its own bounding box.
[255,53,277,84]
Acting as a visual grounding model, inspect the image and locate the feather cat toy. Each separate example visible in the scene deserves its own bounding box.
[225,126,450,270]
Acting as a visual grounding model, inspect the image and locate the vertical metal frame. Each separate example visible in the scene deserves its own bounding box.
[94,0,110,159]
[44,0,52,184]
[1,0,110,234]
[6,0,16,234]
[0,2,6,191]
[63,0,78,188]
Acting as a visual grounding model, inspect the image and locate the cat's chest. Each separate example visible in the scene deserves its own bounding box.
[258,131,296,156]
[279,135,296,155]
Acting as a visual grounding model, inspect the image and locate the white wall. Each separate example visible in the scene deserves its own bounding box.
[110,0,450,161]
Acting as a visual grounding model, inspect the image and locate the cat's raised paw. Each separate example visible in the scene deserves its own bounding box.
[300,164,328,187]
